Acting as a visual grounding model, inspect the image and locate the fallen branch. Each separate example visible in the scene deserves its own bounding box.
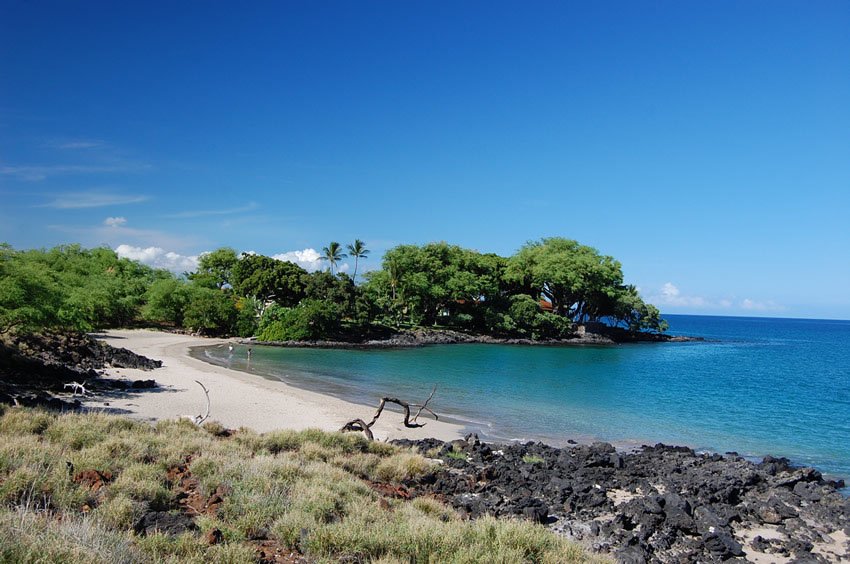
[180,380,210,425]
[340,418,374,441]
[340,386,439,440]
[63,381,89,396]
[412,385,438,423]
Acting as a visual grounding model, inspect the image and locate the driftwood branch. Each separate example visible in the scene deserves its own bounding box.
[63,381,89,396]
[180,380,210,425]
[340,386,439,440]
[412,385,437,423]
[340,419,374,441]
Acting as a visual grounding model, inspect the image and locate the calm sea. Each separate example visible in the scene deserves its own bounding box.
[193,314,850,481]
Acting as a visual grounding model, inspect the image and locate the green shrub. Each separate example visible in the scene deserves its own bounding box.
[445,446,467,460]
[182,286,238,336]
[257,299,339,341]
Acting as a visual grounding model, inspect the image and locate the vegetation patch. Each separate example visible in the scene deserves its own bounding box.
[0,407,599,563]
[1,238,665,341]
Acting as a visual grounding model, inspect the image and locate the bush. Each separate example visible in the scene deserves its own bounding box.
[233,296,261,337]
[182,287,238,336]
[507,295,573,339]
[257,299,340,341]
[509,295,542,335]
[142,278,190,326]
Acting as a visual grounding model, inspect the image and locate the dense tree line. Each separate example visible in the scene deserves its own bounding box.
[0,238,666,340]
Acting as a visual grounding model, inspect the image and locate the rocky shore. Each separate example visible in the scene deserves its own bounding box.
[0,331,162,408]
[391,435,849,562]
[251,326,701,349]
[5,330,845,562]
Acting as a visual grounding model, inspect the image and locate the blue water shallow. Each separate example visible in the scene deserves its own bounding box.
[194,314,850,481]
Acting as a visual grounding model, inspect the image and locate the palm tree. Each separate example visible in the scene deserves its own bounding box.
[346,239,370,283]
[320,241,347,275]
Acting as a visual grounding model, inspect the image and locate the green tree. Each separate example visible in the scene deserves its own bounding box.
[609,285,668,333]
[346,239,370,283]
[231,253,307,308]
[234,296,262,337]
[256,299,340,341]
[504,294,573,339]
[302,271,356,317]
[0,247,62,333]
[506,238,624,322]
[1,244,158,333]
[192,247,239,289]
[368,243,508,326]
[142,278,190,326]
[182,286,237,336]
[320,242,347,275]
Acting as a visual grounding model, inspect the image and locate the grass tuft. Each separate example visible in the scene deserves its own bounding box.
[522,454,546,464]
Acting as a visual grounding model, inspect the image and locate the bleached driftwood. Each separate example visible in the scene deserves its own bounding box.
[63,381,89,396]
[180,380,210,425]
[340,385,438,440]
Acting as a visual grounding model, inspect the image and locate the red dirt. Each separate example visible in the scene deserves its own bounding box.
[72,469,113,491]
[251,538,310,563]
[167,460,230,517]
[163,459,307,561]
[367,481,411,499]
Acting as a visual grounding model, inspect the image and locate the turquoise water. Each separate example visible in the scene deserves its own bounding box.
[194,315,850,481]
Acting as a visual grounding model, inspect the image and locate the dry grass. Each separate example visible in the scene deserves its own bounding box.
[0,407,604,563]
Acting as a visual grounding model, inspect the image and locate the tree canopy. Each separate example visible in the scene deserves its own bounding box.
[0,237,667,340]
[231,253,307,308]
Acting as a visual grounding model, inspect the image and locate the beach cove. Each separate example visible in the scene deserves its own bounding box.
[82,329,465,441]
[192,314,850,483]
[79,320,850,561]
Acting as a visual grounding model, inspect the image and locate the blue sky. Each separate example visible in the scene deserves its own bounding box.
[1,1,848,319]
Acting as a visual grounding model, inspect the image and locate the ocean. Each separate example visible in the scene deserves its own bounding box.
[193,314,850,482]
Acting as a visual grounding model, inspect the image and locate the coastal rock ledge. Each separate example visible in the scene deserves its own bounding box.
[251,326,702,349]
[0,331,162,408]
[393,436,850,563]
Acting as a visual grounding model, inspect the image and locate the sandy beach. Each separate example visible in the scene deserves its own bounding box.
[83,329,465,441]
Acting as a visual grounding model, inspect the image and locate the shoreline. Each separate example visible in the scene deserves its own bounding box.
[192,342,652,453]
[146,331,848,486]
[241,325,702,350]
[83,329,466,442]
[11,328,849,561]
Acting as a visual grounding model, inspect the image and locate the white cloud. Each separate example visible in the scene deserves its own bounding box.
[271,248,350,273]
[647,282,784,313]
[42,190,149,209]
[650,282,709,308]
[115,244,199,273]
[273,248,325,272]
[103,216,127,228]
[115,245,355,275]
